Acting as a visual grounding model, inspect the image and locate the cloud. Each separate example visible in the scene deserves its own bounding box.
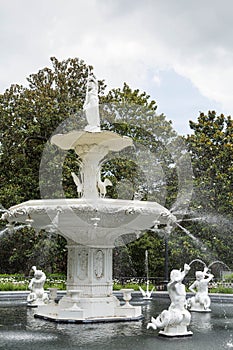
[153,74,161,86]
[0,0,233,133]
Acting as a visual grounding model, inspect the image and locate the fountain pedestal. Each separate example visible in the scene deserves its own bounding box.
[35,244,142,322]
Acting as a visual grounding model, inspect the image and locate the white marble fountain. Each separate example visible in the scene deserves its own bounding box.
[2,71,176,323]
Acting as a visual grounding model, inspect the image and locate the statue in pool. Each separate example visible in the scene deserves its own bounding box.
[187,266,214,312]
[27,266,49,306]
[147,263,193,337]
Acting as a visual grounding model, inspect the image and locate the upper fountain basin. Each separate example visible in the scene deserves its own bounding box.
[51,130,133,153]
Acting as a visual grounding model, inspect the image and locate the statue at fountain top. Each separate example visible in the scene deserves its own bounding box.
[147,263,193,337]
[27,266,49,306]
[83,69,101,132]
[187,267,214,312]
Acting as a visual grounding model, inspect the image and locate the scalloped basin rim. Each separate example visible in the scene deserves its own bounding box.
[4,198,172,216]
[50,130,133,151]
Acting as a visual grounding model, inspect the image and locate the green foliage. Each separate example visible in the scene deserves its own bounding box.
[183,111,233,270]
[209,286,233,294]
[113,279,155,291]
[222,273,233,281]
[44,274,66,290]
[126,232,165,277]
[0,274,28,291]
[0,273,66,291]
[187,111,233,213]
[0,227,67,274]
[0,57,101,273]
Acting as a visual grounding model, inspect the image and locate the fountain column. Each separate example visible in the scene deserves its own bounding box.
[76,144,109,199]
[57,242,125,320]
[66,243,113,297]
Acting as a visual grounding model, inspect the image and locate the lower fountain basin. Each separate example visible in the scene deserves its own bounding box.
[2,198,175,246]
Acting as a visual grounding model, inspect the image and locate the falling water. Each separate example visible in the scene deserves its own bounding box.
[139,249,154,299]
[176,222,203,245]
[0,204,8,213]
[175,222,219,263]
[173,209,233,236]
[0,205,9,236]
[208,260,231,271]
[189,258,207,268]
[0,227,9,237]
[14,224,28,231]
[177,217,203,223]
[0,224,28,237]
[145,249,149,281]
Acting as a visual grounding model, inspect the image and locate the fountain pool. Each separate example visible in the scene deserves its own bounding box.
[0,296,233,350]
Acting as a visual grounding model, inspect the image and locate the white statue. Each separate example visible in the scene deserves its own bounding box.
[27,266,49,306]
[97,177,112,198]
[147,263,192,337]
[83,69,101,132]
[71,171,83,197]
[187,267,214,312]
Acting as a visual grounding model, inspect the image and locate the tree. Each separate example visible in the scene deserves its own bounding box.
[181,111,233,269]
[187,111,233,213]
[0,57,104,273]
[126,231,165,278]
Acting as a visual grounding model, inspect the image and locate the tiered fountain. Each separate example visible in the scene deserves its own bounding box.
[1,71,176,323]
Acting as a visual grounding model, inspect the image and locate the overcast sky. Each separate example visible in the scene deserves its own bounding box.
[1,0,232,135]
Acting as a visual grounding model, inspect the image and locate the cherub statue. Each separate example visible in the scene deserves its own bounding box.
[147,263,192,337]
[27,266,49,306]
[187,267,214,312]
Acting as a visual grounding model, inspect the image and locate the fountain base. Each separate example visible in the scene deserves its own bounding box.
[159,325,193,338]
[188,299,212,313]
[34,295,143,323]
[189,306,211,313]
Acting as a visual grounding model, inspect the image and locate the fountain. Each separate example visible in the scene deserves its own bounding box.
[139,250,155,299]
[1,70,176,323]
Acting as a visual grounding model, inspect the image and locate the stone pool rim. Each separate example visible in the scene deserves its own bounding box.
[0,290,233,303]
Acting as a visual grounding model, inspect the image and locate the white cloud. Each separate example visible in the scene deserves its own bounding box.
[153,74,161,86]
[1,0,233,133]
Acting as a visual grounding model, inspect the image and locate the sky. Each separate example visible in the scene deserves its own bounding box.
[0,0,233,135]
